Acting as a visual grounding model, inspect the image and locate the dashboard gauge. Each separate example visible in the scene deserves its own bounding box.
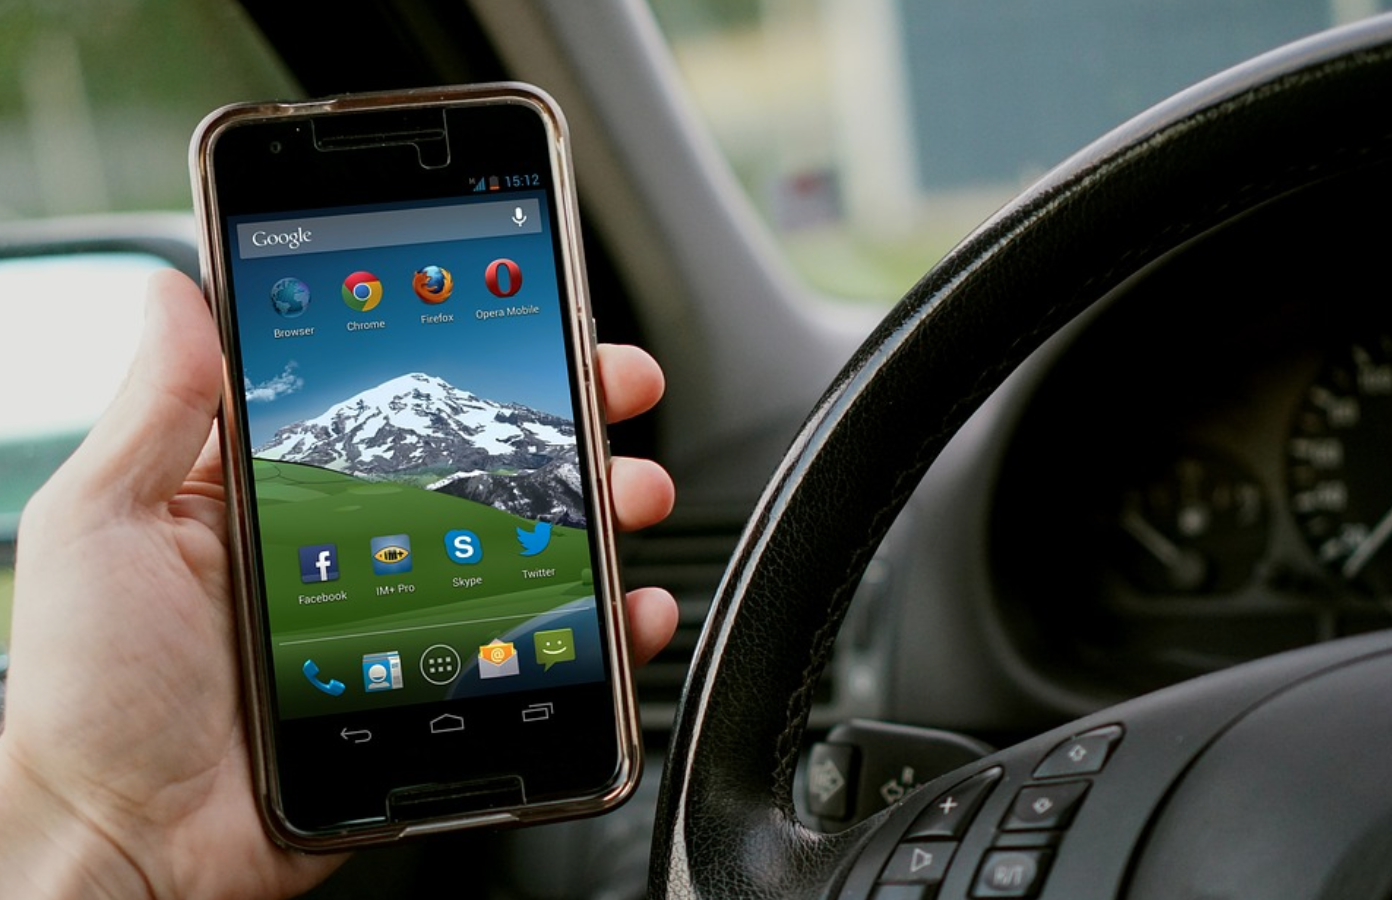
[1287,333,1392,594]
[1112,452,1267,594]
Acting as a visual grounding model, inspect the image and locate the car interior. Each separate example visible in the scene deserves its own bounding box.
[5,1,1392,897]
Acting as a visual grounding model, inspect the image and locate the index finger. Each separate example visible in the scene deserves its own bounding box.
[596,344,665,424]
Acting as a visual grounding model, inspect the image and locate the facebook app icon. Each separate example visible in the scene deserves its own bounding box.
[298,544,340,584]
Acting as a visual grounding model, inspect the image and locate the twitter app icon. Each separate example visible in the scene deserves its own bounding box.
[517,521,553,557]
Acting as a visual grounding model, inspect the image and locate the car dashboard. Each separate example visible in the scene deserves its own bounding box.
[880,165,1392,740]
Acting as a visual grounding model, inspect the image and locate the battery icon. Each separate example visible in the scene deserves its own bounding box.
[488,175,500,191]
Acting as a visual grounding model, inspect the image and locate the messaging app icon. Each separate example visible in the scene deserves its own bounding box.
[478,639,519,679]
[516,521,553,557]
[534,628,576,671]
[371,534,412,575]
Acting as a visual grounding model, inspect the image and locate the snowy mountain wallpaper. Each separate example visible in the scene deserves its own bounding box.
[253,372,584,527]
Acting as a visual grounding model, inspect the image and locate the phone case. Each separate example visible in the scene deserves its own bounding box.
[191,84,641,850]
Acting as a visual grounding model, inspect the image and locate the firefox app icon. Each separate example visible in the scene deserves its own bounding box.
[413,265,453,304]
[341,271,383,312]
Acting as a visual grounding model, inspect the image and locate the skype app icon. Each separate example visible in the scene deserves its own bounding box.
[445,529,482,565]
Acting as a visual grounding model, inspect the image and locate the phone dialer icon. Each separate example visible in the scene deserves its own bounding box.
[302,659,346,696]
[420,644,462,685]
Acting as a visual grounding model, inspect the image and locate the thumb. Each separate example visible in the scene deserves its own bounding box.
[45,269,223,512]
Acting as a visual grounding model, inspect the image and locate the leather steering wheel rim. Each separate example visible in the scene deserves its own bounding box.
[650,13,1392,900]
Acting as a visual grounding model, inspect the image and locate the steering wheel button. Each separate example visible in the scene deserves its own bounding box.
[879,840,956,885]
[1001,782,1090,831]
[972,850,1051,898]
[1032,725,1124,778]
[903,767,1001,838]
[806,742,858,820]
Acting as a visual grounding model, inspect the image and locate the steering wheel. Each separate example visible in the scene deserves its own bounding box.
[650,13,1392,900]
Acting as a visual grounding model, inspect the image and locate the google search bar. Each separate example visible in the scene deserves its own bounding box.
[235,198,542,260]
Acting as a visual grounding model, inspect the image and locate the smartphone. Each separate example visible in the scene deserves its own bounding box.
[191,84,640,849]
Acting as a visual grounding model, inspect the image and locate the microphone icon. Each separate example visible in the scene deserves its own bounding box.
[511,206,528,227]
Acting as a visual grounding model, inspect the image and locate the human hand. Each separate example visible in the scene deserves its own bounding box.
[0,270,676,900]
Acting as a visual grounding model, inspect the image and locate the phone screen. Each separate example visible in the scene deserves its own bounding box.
[202,97,633,837]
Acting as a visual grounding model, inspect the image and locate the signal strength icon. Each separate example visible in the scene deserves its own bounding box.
[472,177,487,193]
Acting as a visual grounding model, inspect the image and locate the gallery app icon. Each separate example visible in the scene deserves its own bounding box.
[341,270,383,312]
[413,265,453,303]
[484,258,523,298]
[362,651,404,692]
[298,544,339,583]
[445,529,482,564]
[516,521,552,557]
[478,639,519,679]
[534,628,576,671]
[371,534,412,575]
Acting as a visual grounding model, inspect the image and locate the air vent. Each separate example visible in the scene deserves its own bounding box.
[619,505,743,730]
[621,504,841,732]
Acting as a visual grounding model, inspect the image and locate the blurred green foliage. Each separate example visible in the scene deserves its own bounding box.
[648,0,760,38]
[0,0,297,217]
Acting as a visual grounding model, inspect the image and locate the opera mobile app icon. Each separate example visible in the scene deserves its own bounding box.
[485,258,523,298]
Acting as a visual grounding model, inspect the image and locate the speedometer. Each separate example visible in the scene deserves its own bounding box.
[1287,333,1392,594]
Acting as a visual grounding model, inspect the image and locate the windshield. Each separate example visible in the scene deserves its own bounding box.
[647,0,1390,303]
[0,0,297,220]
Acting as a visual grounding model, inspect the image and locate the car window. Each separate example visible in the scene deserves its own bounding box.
[0,254,164,657]
[647,0,1392,303]
[0,0,297,674]
[0,0,297,220]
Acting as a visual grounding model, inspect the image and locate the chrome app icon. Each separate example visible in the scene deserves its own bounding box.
[341,270,383,311]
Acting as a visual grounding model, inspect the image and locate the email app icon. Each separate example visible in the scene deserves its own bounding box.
[478,639,519,679]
